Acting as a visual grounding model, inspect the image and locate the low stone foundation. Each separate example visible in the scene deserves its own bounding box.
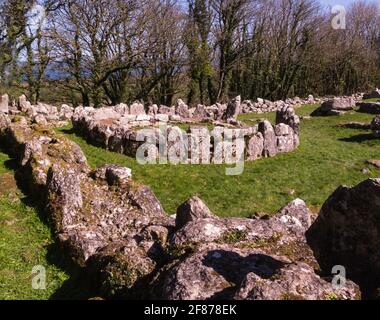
[72,105,301,163]
[0,111,363,300]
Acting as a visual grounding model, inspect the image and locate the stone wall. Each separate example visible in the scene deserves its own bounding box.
[72,105,301,162]
[0,91,364,128]
[0,111,362,300]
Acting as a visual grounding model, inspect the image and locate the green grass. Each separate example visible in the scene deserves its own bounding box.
[2,103,380,299]
[0,151,71,299]
[362,98,380,102]
[57,104,380,217]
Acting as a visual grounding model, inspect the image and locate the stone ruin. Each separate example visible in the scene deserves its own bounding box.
[310,97,358,116]
[1,92,380,299]
[3,94,74,126]
[0,92,324,128]
[71,103,300,163]
[0,112,367,300]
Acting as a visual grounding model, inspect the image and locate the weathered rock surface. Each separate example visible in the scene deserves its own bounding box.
[176,196,214,229]
[2,95,374,300]
[259,120,277,157]
[0,119,173,298]
[276,106,300,134]
[306,178,380,296]
[311,98,354,116]
[234,262,359,300]
[154,198,359,300]
[223,96,241,120]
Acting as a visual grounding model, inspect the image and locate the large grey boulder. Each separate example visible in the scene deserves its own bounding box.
[234,262,359,300]
[157,196,359,300]
[159,242,359,300]
[306,178,380,294]
[275,124,297,153]
[0,94,9,114]
[311,98,354,116]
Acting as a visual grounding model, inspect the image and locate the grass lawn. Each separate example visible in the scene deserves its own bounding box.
[0,151,69,299]
[0,151,93,300]
[1,102,380,299]
[57,103,380,217]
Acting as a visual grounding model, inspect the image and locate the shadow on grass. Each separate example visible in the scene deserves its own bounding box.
[339,134,377,143]
[59,127,76,135]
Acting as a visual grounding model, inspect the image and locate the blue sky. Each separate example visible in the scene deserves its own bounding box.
[319,0,369,6]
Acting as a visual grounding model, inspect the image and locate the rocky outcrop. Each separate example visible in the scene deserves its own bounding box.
[6,94,74,126]
[306,178,380,297]
[311,98,355,116]
[0,118,173,298]
[153,198,359,300]
[0,116,363,299]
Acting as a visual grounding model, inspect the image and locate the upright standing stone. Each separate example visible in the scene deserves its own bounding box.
[223,96,241,120]
[176,99,190,118]
[129,102,146,115]
[259,120,277,157]
[18,94,32,112]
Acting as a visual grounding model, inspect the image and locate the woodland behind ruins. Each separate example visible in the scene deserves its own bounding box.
[1,0,380,108]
